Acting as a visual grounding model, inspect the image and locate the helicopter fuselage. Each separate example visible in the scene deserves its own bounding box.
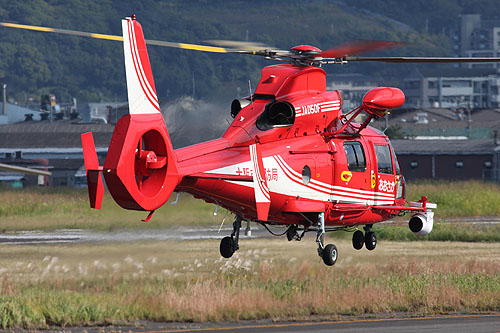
[174,64,405,227]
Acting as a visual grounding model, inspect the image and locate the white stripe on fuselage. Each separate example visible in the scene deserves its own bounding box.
[204,155,395,205]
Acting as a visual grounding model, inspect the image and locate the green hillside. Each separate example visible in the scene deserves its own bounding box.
[0,0,495,104]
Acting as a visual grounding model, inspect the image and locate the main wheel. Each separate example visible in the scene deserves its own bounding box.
[322,244,338,266]
[220,236,235,258]
[365,231,377,251]
[352,230,364,250]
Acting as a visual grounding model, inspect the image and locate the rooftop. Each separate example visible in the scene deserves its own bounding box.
[0,123,114,149]
[392,139,498,154]
[406,68,499,79]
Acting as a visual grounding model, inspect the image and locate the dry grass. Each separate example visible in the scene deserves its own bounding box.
[1,180,500,231]
[0,239,499,328]
[1,182,500,327]
[0,188,226,231]
[406,180,500,217]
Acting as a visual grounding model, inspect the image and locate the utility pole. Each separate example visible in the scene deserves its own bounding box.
[2,84,6,116]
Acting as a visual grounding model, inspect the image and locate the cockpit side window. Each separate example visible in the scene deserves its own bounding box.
[391,145,401,175]
[256,101,295,131]
[344,141,366,172]
[374,144,393,174]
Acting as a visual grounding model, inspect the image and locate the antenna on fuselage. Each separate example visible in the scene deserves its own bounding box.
[382,112,391,134]
[248,79,253,108]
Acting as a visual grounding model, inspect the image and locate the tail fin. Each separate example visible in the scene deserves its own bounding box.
[122,17,160,115]
[97,16,180,212]
[81,132,104,209]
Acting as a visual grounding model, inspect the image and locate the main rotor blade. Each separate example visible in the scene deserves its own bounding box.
[0,21,228,53]
[346,56,500,63]
[207,40,272,51]
[319,40,405,58]
[0,163,52,176]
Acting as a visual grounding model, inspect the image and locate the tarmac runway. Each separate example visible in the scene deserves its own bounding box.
[1,216,500,245]
[50,314,500,332]
[0,226,272,245]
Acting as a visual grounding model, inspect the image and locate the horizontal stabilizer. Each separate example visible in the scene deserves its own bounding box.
[87,170,104,209]
[81,132,104,209]
[81,132,100,171]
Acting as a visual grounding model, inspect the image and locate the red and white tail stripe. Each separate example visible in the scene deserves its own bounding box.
[295,101,341,117]
[250,144,270,221]
[122,17,160,114]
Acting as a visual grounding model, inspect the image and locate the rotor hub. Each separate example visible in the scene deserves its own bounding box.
[291,45,322,54]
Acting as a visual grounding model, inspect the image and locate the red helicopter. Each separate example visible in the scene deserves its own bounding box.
[4,16,500,266]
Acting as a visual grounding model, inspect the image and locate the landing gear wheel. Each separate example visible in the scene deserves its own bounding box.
[352,230,364,250]
[322,244,338,266]
[220,236,235,258]
[286,225,298,241]
[365,231,377,251]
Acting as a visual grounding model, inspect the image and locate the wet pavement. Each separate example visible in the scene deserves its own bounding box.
[0,225,274,245]
[1,217,499,246]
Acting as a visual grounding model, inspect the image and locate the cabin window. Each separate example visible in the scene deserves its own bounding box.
[302,165,311,184]
[374,144,393,174]
[256,101,295,131]
[391,145,401,175]
[344,141,366,172]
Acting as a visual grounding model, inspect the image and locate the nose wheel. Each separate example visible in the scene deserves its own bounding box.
[316,212,339,266]
[321,243,338,266]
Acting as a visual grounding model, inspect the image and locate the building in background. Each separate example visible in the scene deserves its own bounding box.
[82,102,128,124]
[403,68,500,109]
[0,123,113,187]
[0,101,44,124]
[392,139,500,181]
[327,74,380,111]
[372,108,500,139]
[450,14,500,70]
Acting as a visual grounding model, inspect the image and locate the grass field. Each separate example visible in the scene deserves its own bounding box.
[0,238,499,328]
[404,180,500,217]
[1,181,499,328]
[0,187,225,231]
[1,181,500,243]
